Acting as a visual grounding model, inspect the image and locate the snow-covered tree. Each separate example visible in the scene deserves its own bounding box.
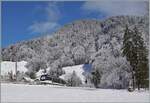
[16,71,26,81]
[66,71,82,87]
[48,59,64,78]
[60,55,74,67]
[8,70,15,81]
[25,56,47,79]
[72,45,86,65]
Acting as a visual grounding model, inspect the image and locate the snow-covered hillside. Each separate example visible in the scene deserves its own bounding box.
[1,61,89,84]
[1,83,149,102]
[2,16,148,89]
[1,61,28,76]
[60,64,85,84]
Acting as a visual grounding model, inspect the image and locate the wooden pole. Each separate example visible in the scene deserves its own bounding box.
[15,61,17,81]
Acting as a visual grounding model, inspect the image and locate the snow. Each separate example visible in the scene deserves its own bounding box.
[23,77,34,82]
[1,61,28,75]
[1,83,149,102]
[39,80,65,86]
[60,64,85,84]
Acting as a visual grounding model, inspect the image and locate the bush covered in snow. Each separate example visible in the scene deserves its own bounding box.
[66,71,82,87]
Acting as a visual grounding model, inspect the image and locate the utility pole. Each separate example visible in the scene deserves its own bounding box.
[15,47,18,82]
[15,60,17,81]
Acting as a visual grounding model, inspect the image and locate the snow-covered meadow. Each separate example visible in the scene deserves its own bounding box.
[1,61,88,83]
[1,83,149,102]
[1,61,28,75]
[1,61,149,102]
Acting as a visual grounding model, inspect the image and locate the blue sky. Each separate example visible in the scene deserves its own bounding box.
[2,1,147,47]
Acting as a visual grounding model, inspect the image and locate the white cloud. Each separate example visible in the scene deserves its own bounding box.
[46,3,61,22]
[82,1,148,17]
[28,21,60,34]
[28,2,61,34]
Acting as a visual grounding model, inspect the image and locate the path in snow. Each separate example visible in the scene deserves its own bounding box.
[1,83,149,102]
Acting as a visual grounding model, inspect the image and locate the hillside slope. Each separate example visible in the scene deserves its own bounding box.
[2,15,149,88]
[2,16,148,62]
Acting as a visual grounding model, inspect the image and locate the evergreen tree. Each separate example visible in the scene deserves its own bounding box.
[122,25,135,90]
[122,25,149,90]
[133,27,149,90]
[91,69,101,88]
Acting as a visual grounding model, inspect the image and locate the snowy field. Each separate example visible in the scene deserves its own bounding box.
[1,61,28,75]
[1,83,149,103]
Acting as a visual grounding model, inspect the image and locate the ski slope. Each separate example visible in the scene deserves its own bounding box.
[1,61,28,75]
[1,83,149,102]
